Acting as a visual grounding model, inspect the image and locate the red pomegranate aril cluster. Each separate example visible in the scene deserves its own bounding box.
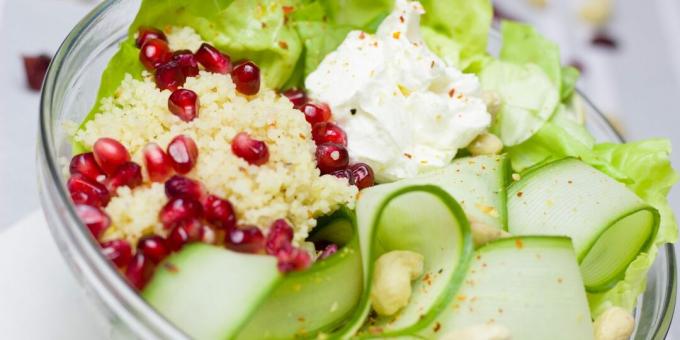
[93,138,131,175]
[136,26,167,48]
[171,50,200,77]
[143,143,174,182]
[155,61,187,91]
[168,89,200,122]
[137,235,170,264]
[140,39,172,71]
[300,102,331,125]
[167,135,199,174]
[226,226,266,254]
[105,162,143,193]
[350,163,375,190]
[231,61,261,96]
[69,152,105,182]
[126,253,156,290]
[75,204,111,239]
[100,239,133,268]
[159,197,203,229]
[204,194,236,230]
[312,122,347,146]
[263,219,311,272]
[167,219,205,252]
[231,132,269,166]
[68,174,110,207]
[195,43,231,74]
[165,175,204,201]
[316,143,349,175]
[283,88,307,109]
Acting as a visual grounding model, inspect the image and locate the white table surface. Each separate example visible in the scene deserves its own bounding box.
[0,0,678,338]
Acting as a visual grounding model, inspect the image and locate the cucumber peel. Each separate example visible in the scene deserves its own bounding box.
[142,245,281,340]
[508,158,659,291]
[236,211,363,339]
[425,236,594,340]
[338,184,473,338]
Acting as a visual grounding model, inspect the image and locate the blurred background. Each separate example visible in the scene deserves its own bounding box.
[0,0,679,338]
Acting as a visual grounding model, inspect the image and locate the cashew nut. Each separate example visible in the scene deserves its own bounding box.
[469,218,510,247]
[442,324,512,340]
[481,91,502,117]
[593,307,635,340]
[468,133,504,156]
[370,250,424,316]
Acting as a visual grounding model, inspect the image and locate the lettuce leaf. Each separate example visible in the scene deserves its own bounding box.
[500,21,561,87]
[480,60,559,146]
[587,140,679,316]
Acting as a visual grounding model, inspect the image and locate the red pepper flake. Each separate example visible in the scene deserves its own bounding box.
[261,22,268,29]
[567,180,573,184]
[514,239,524,249]
[22,54,52,91]
[403,153,413,159]
[359,32,366,40]
[279,41,289,49]
[392,31,401,39]
[448,88,456,98]
[557,277,564,284]
[516,191,524,197]
[399,15,405,23]
[456,295,467,302]
[297,316,305,322]
[433,322,442,332]
[163,262,179,273]
[282,5,295,14]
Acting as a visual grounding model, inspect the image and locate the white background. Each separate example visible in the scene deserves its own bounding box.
[0,0,678,338]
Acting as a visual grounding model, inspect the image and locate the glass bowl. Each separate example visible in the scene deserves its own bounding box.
[36,0,676,338]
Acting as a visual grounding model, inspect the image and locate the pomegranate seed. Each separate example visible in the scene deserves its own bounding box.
[330,169,354,183]
[231,132,269,166]
[591,32,618,50]
[70,152,106,182]
[139,39,171,70]
[143,143,174,182]
[164,175,204,201]
[171,50,200,77]
[155,61,187,91]
[231,60,261,95]
[226,226,265,254]
[316,143,349,174]
[168,89,200,122]
[195,43,231,74]
[22,54,51,91]
[277,248,312,273]
[125,253,156,290]
[265,219,294,255]
[135,26,167,48]
[105,162,143,193]
[300,103,331,125]
[68,174,110,207]
[203,195,236,230]
[75,204,111,240]
[137,235,169,264]
[312,122,347,146]
[166,219,203,252]
[319,243,338,260]
[159,197,203,229]
[350,163,375,190]
[167,135,199,174]
[282,88,307,109]
[93,138,131,175]
[100,239,133,268]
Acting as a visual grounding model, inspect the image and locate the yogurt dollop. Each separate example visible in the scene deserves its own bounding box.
[305,0,491,182]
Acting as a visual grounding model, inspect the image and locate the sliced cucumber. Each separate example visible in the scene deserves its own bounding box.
[425,236,594,340]
[338,184,473,337]
[142,245,281,340]
[507,158,659,291]
[404,155,510,230]
[236,211,363,339]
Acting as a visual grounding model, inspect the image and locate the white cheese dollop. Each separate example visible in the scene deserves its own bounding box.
[305,0,491,182]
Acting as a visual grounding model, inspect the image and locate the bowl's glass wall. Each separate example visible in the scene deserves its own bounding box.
[37,0,675,339]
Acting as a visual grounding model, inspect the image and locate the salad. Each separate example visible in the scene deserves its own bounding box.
[64,0,678,339]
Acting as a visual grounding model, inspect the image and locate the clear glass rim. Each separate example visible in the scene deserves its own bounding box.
[37,1,676,339]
